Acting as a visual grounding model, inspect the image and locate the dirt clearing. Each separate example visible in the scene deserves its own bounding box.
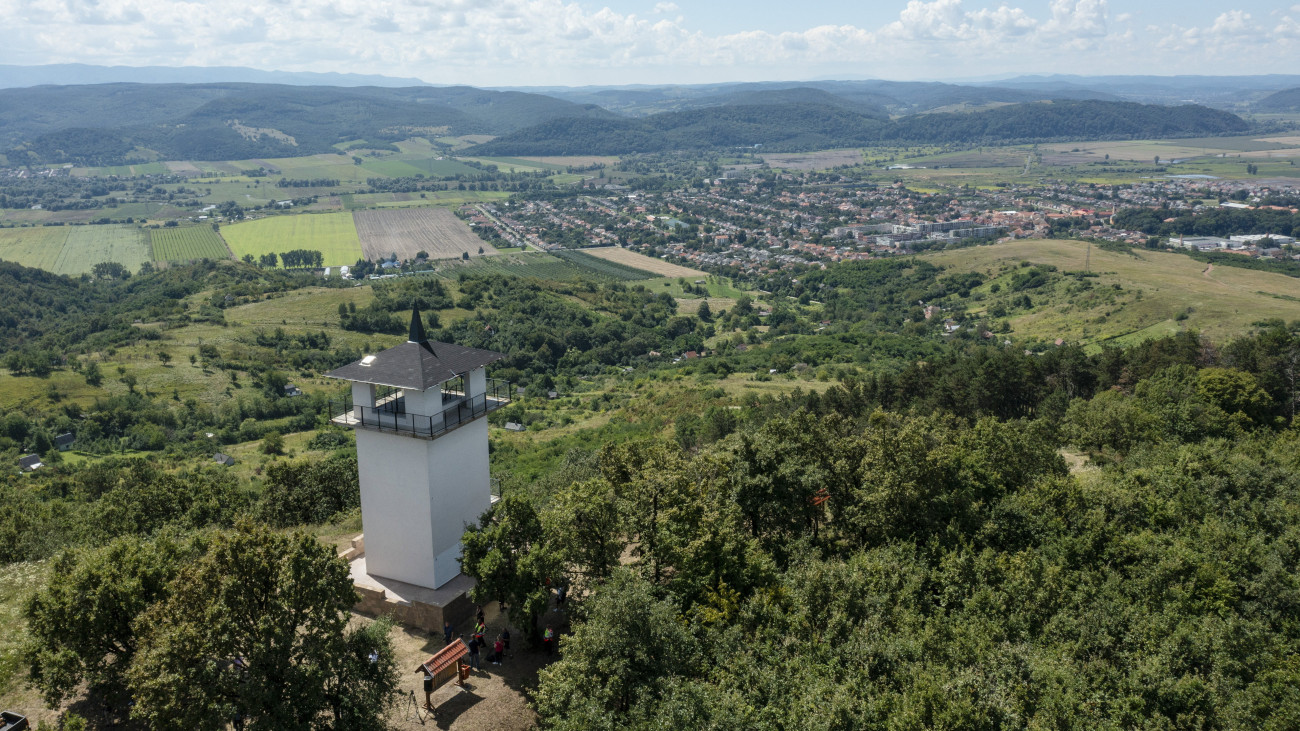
[582,246,707,278]
[354,208,497,262]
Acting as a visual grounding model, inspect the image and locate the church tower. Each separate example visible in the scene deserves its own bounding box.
[326,307,508,605]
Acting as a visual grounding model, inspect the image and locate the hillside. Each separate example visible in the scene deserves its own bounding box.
[922,239,1300,347]
[0,83,614,165]
[1258,87,1300,112]
[476,100,1249,156]
[471,103,883,155]
[529,78,1121,116]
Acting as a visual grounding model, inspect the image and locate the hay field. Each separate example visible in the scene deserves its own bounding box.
[222,212,363,267]
[518,155,619,167]
[761,149,866,170]
[148,225,230,262]
[354,208,495,261]
[925,239,1300,346]
[582,247,707,278]
[0,225,149,274]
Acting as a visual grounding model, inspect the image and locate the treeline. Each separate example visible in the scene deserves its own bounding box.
[430,274,697,381]
[463,323,1300,729]
[1114,205,1300,239]
[477,100,1249,156]
[0,174,130,211]
[276,177,340,188]
[1,445,360,565]
[9,453,396,728]
[0,259,323,360]
[341,272,698,379]
[278,249,324,269]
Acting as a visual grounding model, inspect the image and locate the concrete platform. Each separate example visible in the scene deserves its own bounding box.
[344,537,477,632]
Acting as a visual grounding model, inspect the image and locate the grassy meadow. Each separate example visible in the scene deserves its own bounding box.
[924,239,1300,348]
[221,212,363,267]
[0,225,150,275]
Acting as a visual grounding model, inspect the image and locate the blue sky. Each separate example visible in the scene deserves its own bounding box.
[1,0,1297,86]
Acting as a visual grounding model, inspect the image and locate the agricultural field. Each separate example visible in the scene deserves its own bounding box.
[221,211,363,267]
[0,224,150,275]
[354,208,496,261]
[582,246,707,278]
[462,157,566,173]
[342,190,510,211]
[434,250,654,283]
[1036,135,1300,163]
[147,225,230,262]
[518,155,619,168]
[924,239,1300,347]
[761,149,867,170]
[71,162,169,177]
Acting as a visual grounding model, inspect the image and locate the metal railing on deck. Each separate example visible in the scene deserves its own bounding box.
[330,379,511,439]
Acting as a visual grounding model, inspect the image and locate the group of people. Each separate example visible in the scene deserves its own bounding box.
[421,599,565,711]
[443,608,511,672]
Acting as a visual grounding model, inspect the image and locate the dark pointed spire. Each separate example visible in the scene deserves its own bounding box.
[409,302,428,345]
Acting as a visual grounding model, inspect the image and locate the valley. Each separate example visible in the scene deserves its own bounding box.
[0,70,1299,730]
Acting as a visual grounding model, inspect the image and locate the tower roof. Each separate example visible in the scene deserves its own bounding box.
[325,307,504,391]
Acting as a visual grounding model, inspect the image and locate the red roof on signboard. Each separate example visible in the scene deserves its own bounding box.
[418,638,468,675]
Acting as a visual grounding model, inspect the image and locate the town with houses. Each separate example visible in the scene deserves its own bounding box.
[464,167,1300,278]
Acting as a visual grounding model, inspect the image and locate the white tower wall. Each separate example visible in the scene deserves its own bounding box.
[355,417,492,589]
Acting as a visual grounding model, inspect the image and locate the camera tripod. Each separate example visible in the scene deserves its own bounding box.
[402,688,428,725]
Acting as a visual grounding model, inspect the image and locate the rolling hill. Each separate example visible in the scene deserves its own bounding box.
[0,83,615,165]
[1258,87,1300,112]
[526,79,1121,116]
[475,100,1249,156]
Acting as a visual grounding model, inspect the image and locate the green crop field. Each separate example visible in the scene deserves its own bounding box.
[0,224,150,275]
[400,157,481,177]
[359,159,429,178]
[221,212,363,267]
[461,156,551,173]
[434,250,658,283]
[924,239,1300,347]
[148,226,230,262]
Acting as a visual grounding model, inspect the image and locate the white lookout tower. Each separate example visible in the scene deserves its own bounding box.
[326,306,509,628]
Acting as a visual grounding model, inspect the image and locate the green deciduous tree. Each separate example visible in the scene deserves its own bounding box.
[542,478,625,593]
[461,491,559,642]
[600,441,693,585]
[534,570,695,726]
[127,523,398,730]
[257,455,360,528]
[24,532,207,708]
[1064,389,1160,455]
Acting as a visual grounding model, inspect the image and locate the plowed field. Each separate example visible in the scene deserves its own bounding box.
[354,208,496,261]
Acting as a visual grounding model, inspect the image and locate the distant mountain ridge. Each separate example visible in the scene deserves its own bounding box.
[474,100,1249,156]
[0,83,614,165]
[519,79,1121,116]
[0,63,428,89]
[1258,87,1300,112]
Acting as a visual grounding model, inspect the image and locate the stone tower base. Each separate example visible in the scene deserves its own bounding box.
[341,535,477,633]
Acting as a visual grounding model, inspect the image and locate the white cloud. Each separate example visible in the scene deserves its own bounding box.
[0,0,1293,85]
[1042,0,1108,38]
[1209,10,1252,35]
